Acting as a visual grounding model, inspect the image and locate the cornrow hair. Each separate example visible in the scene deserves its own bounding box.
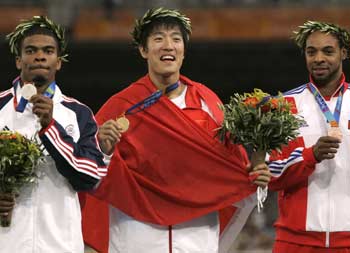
[131,7,192,47]
[294,20,350,57]
[6,16,68,62]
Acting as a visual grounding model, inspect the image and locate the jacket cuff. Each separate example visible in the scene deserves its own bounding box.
[303,146,318,165]
[38,119,55,136]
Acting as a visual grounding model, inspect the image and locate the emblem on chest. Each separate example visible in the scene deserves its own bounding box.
[64,124,75,137]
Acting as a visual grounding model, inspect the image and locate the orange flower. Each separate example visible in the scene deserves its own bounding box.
[244,97,259,108]
[270,98,279,109]
[0,134,17,140]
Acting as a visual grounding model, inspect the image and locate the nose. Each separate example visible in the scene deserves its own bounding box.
[34,50,47,62]
[162,37,174,50]
[314,51,325,63]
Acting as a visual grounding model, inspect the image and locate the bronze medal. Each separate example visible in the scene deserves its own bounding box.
[116,116,129,133]
[328,127,342,140]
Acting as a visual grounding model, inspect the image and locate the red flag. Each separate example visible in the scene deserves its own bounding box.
[82,75,256,251]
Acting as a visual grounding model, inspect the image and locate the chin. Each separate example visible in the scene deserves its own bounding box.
[312,76,330,85]
[32,75,48,87]
[162,69,179,77]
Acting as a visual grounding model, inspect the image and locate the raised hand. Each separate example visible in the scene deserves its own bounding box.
[30,94,53,129]
[98,119,123,155]
[313,136,341,162]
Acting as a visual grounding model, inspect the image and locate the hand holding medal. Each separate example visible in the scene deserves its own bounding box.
[116,116,129,133]
[98,119,123,155]
[15,82,37,113]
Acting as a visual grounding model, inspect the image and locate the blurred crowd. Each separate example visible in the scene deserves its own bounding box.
[0,0,348,38]
[1,0,350,6]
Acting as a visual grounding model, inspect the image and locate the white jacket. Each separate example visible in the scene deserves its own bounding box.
[0,82,106,253]
[269,77,350,248]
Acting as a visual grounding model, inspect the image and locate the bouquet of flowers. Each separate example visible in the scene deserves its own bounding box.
[219,88,304,167]
[0,130,43,227]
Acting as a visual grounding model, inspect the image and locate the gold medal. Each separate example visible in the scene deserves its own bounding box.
[328,127,342,140]
[116,116,129,133]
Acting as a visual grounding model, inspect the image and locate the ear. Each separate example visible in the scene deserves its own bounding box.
[139,46,148,59]
[341,47,347,60]
[15,56,22,70]
[56,57,62,71]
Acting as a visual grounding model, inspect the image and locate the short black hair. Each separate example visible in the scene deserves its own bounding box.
[138,16,190,50]
[17,26,61,56]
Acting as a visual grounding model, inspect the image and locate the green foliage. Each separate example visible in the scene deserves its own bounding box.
[0,131,44,194]
[219,89,305,154]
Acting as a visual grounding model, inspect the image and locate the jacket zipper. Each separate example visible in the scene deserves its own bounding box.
[325,163,331,248]
[168,225,173,253]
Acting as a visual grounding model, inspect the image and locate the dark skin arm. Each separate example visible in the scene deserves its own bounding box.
[0,193,15,216]
[30,94,53,129]
[313,136,341,162]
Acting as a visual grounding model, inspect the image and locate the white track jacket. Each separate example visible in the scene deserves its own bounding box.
[269,76,350,248]
[0,82,106,253]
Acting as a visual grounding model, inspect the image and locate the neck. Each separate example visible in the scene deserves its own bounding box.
[36,84,50,94]
[20,76,52,94]
[149,73,183,98]
[313,74,343,97]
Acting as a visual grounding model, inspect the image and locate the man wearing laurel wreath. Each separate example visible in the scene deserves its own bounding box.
[81,7,271,253]
[0,16,106,252]
[268,21,350,253]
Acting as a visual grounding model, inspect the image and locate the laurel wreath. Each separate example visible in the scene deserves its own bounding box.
[131,7,192,47]
[6,16,68,62]
[294,20,350,56]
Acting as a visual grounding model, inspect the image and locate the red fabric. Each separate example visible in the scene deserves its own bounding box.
[81,75,255,251]
[273,240,350,253]
[219,206,238,234]
[80,193,109,253]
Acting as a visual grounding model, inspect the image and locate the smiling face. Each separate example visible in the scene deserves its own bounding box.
[139,24,185,86]
[16,34,62,92]
[305,31,346,86]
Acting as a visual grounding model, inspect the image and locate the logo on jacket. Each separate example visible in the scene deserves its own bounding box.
[65,124,75,137]
[299,121,309,128]
[296,114,309,127]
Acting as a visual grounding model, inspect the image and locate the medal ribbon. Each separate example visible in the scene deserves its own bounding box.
[13,78,56,113]
[124,81,179,115]
[308,82,344,127]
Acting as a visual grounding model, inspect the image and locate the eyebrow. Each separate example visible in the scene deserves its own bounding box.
[151,31,182,36]
[306,45,335,50]
[24,45,56,50]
